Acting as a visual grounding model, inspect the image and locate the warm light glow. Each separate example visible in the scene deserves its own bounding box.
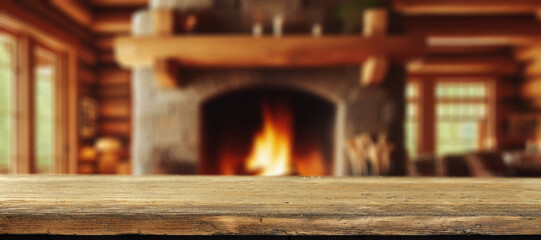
[245,101,293,176]
[215,99,330,176]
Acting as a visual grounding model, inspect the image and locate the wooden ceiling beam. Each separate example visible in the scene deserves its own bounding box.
[89,0,148,7]
[394,0,541,15]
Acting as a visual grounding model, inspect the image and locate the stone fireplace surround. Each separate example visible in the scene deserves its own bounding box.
[130,2,406,176]
[133,67,404,175]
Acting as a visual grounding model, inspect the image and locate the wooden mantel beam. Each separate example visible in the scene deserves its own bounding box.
[114,35,426,68]
[394,0,541,15]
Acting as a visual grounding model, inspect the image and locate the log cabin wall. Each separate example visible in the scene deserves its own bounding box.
[31,0,541,174]
[66,0,140,174]
[2,0,137,174]
[93,4,134,174]
[1,0,98,173]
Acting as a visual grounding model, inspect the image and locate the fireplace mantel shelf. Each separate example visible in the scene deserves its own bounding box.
[114,35,426,68]
[1,176,539,236]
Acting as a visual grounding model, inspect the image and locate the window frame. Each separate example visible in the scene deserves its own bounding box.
[407,77,497,158]
[0,20,74,174]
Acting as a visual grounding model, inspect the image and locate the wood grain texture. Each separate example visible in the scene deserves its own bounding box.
[0,176,540,236]
[114,35,426,68]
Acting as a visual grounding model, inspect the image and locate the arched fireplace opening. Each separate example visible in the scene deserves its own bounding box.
[201,87,336,176]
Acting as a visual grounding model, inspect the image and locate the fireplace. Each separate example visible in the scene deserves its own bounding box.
[133,68,405,176]
[128,0,411,176]
[201,87,335,176]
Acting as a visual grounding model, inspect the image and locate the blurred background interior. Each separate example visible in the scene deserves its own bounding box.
[1,0,541,177]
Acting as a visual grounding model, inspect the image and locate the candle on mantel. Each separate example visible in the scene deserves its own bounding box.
[252,22,263,37]
[273,15,284,38]
[312,23,322,38]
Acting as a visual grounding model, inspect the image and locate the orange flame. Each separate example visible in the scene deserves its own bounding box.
[245,101,293,176]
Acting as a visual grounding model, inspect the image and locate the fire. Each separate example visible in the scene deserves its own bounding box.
[245,101,293,176]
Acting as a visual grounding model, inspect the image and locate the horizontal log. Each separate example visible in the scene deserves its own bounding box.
[524,60,541,77]
[521,78,541,100]
[89,0,148,7]
[408,56,519,75]
[77,47,98,66]
[98,68,131,85]
[395,0,541,15]
[77,163,95,174]
[99,99,130,119]
[115,35,426,68]
[50,0,93,26]
[515,46,541,61]
[78,66,97,85]
[99,51,116,64]
[92,11,132,34]
[0,176,539,235]
[97,36,114,50]
[428,45,511,55]
[90,0,541,15]
[409,16,541,45]
[99,121,130,136]
[97,84,130,98]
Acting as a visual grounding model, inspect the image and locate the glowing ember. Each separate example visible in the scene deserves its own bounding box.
[245,101,293,176]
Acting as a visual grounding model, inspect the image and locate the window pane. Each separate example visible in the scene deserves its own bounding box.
[437,121,478,155]
[405,82,420,159]
[0,33,15,174]
[405,120,418,158]
[436,82,487,99]
[34,47,56,174]
[435,81,490,156]
[437,103,487,119]
[406,83,418,99]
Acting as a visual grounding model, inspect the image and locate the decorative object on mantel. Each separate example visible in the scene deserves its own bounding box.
[312,23,323,37]
[114,0,425,89]
[252,22,263,37]
[346,132,394,176]
[336,0,385,34]
[359,0,389,86]
[272,14,284,38]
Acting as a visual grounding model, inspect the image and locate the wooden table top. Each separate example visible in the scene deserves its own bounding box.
[0,176,540,236]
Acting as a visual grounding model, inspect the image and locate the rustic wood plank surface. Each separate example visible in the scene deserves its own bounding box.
[0,176,540,236]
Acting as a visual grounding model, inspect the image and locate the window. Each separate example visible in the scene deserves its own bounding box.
[435,81,493,155]
[0,31,16,173]
[405,82,420,159]
[0,27,66,174]
[405,78,495,158]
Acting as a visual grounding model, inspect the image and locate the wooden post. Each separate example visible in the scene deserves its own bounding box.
[361,7,390,86]
[151,9,180,88]
[14,35,35,174]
